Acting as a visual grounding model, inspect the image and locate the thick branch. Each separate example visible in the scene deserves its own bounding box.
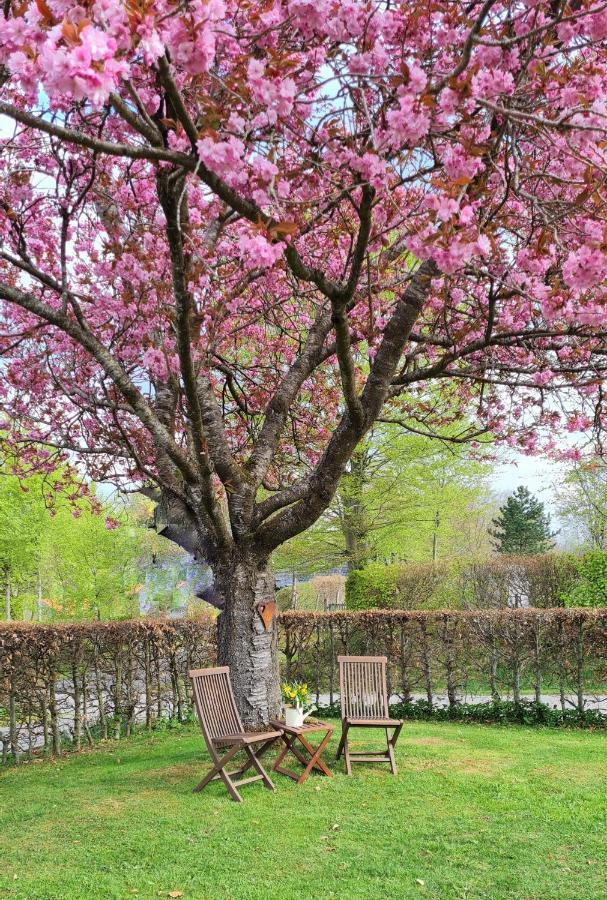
[0,102,190,165]
[156,173,234,549]
[254,260,437,551]
[246,310,333,485]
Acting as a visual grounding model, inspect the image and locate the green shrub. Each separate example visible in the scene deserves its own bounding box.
[315,698,607,729]
[346,554,577,610]
[563,551,607,607]
[346,563,400,610]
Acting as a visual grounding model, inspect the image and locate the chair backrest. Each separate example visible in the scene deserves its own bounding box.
[337,655,389,719]
[189,666,243,744]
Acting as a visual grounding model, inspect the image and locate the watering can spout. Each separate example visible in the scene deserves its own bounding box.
[303,705,316,721]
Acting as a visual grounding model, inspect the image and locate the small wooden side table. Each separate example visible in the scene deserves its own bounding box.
[269,719,335,784]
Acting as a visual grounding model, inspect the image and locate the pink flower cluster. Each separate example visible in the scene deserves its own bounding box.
[238,233,284,270]
[563,246,607,292]
[12,24,127,106]
[165,0,225,75]
[247,59,297,126]
[196,137,245,187]
[470,67,515,101]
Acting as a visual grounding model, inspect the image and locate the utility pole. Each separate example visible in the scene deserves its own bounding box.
[37,568,43,622]
[432,510,440,562]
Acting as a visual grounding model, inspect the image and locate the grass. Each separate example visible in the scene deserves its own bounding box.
[1,722,606,900]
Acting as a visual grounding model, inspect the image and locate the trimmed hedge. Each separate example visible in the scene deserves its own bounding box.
[346,554,580,611]
[0,618,215,762]
[2,607,607,763]
[279,608,607,712]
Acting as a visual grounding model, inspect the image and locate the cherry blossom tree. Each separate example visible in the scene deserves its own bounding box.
[1,0,607,724]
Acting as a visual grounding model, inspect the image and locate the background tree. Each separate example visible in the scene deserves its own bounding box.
[490,486,557,555]
[274,423,492,575]
[0,466,190,621]
[554,462,607,550]
[2,2,607,724]
[39,503,144,620]
[0,472,47,619]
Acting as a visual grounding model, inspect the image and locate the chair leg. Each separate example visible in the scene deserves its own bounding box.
[335,721,348,760]
[243,745,275,791]
[391,722,403,748]
[218,768,244,803]
[342,724,352,776]
[235,735,279,780]
[193,744,243,802]
[386,727,397,775]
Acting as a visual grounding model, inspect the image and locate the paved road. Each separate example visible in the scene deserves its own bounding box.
[315,691,607,712]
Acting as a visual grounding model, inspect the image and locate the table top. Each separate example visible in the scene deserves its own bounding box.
[270,717,334,736]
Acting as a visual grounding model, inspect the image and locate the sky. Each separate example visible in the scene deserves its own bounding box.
[490,451,574,546]
[492,453,563,506]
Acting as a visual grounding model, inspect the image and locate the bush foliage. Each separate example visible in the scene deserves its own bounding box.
[563,551,607,608]
[315,698,607,729]
[346,554,580,611]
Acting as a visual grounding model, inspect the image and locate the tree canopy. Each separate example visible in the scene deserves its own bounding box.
[1,2,607,566]
[2,0,607,722]
[273,424,492,575]
[555,462,607,550]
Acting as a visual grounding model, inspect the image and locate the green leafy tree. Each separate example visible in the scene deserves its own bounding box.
[273,423,492,577]
[37,504,145,620]
[490,486,557,555]
[554,462,607,550]
[562,551,607,608]
[0,469,186,622]
[0,473,48,620]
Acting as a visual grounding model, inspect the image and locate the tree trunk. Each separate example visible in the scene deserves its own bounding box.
[215,552,280,729]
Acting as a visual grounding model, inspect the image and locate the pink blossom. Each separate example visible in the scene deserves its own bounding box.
[471,68,515,100]
[386,95,431,147]
[562,246,607,292]
[251,156,279,183]
[442,146,484,181]
[142,347,168,379]
[247,58,296,120]
[566,414,590,432]
[584,10,607,41]
[476,234,491,256]
[238,234,284,270]
[459,205,474,225]
[138,18,164,64]
[406,61,427,94]
[196,137,245,176]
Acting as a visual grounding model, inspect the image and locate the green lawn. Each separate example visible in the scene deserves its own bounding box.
[1,722,606,900]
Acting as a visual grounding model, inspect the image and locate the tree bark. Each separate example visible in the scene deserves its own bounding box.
[214,551,280,729]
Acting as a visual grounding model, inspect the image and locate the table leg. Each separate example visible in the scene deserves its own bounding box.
[295,731,334,784]
[272,733,302,781]
[272,729,334,783]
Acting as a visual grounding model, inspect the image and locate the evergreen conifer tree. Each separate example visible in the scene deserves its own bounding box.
[490,486,557,554]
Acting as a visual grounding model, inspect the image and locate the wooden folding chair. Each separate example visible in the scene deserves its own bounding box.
[189,666,282,802]
[335,655,403,775]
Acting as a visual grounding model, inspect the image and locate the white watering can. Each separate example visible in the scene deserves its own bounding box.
[285,703,316,728]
